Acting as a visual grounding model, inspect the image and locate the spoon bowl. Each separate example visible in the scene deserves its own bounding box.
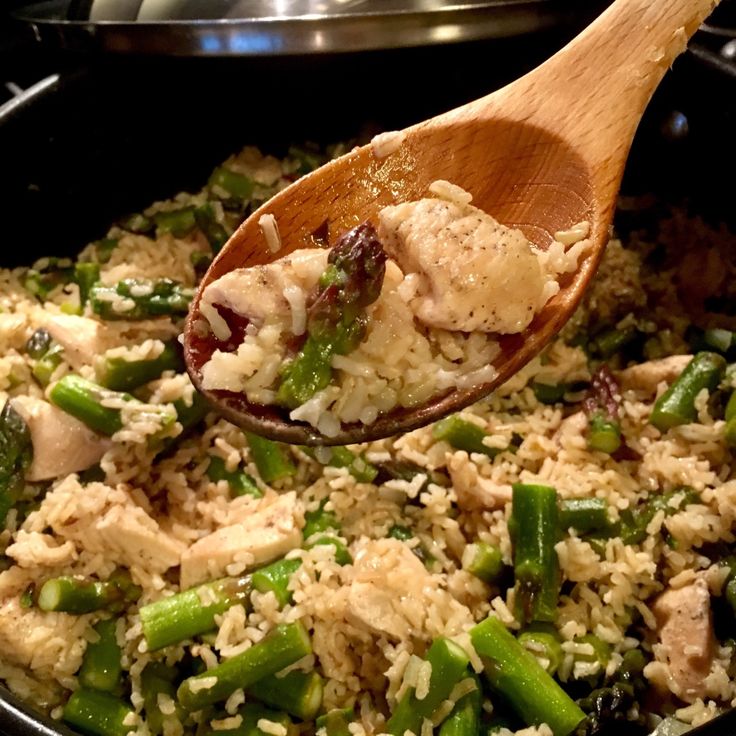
[185,0,718,445]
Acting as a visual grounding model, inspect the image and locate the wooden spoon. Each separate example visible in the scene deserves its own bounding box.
[184,0,718,446]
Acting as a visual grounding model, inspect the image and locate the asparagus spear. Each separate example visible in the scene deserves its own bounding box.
[37,572,141,614]
[470,615,585,736]
[89,278,194,321]
[650,352,726,431]
[32,342,64,387]
[140,575,252,651]
[49,374,176,439]
[246,433,296,484]
[618,486,699,546]
[532,381,567,405]
[387,524,432,566]
[75,262,101,307]
[177,621,312,711]
[583,365,622,454]
[462,542,504,584]
[432,415,501,458]
[62,689,135,736]
[153,207,197,237]
[202,702,292,736]
[251,559,301,607]
[194,202,230,253]
[207,456,261,498]
[438,674,481,736]
[96,340,184,392]
[518,625,563,675]
[209,167,255,200]
[23,257,74,300]
[0,401,33,525]
[316,708,354,736]
[386,637,470,736]
[246,669,323,720]
[589,325,638,359]
[303,500,339,538]
[559,498,612,534]
[510,483,560,624]
[93,238,119,264]
[301,445,378,483]
[79,618,123,693]
[141,662,183,736]
[277,222,387,409]
[305,534,352,565]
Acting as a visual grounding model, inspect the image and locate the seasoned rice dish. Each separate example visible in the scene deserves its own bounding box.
[1,143,736,736]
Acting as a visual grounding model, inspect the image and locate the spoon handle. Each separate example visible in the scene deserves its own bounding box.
[521,0,720,163]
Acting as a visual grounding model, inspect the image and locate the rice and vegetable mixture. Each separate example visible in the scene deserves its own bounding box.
[1,142,736,736]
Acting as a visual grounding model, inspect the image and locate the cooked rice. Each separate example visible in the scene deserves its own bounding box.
[0,143,735,736]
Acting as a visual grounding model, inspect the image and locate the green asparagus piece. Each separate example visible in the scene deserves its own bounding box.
[89,278,194,321]
[303,501,339,538]
[462,542,504,584]
[140,575,252,651]
[49,375,124,435]
[650,352,726,431]
[510,483,560,624]
[97,340,184,392]
[177,621,312,711]
[590,326,638,359]
[470,615,586,736]
[305,535,353,565]
[277,222,387,409]
[532,382,566,405]
[518,626,563,676]
[573,634,611,678]
[209,167,255,200]
[302,445,378,483]
[207,456,262,498]
[63,689,135,736]
[94,238,119,264]
[588,413,621,454]
[559,498,612,534]
[387,524,432,566]
[75,262,101,307]
[316,708,355,736]
[173,392,210,434]
[37,573,141,614]
[251,559,301,607]
[79,618,123,693]
[32,343,64,387]
[246,433,297,483]
[432,415,500,458]
[246,669,323,720]
[687,325,735,355]
[117,212,154,235]
[202,702,292,736]
[619,487,700,546]
[439,674,481,736]
[20,584,35,608]
[726,391,736,422]
[0,401,33,525]
[194,202,230,253]
[386,637,470,736]
[153,207,197,237]
[141,662,183,736]
[23,257,74,300]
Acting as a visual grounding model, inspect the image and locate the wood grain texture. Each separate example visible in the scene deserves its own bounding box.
[185,0,719,445]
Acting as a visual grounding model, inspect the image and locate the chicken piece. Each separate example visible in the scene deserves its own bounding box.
[10,395,109,481]
[200,248,328,337]
[44,313,109,370]
[378,198,557,333]
[180,492,303,588]
[5,530,77,569]
[0,597,88,681]
[617,355,692,394]
[345,538,432,640]
[36,478,184,575]
[448,451,511,511]
[345,582,410,640]
[652,577,714,702]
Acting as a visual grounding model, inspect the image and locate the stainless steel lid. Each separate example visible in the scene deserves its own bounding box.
[12,0,605,56]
